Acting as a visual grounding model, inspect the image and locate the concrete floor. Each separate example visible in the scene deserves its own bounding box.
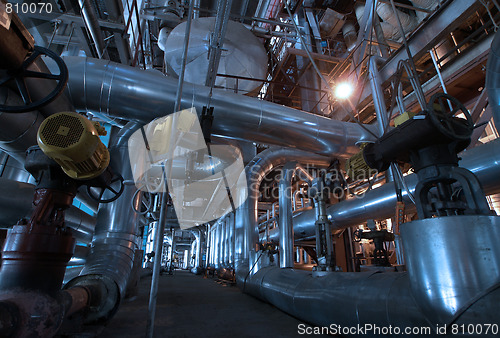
[101,270,325,338]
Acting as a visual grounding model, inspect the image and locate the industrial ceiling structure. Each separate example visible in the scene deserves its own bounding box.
[1,0,500,336]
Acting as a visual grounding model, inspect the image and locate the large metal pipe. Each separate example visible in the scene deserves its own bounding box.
[224,216,230,267]
[215,220,221,268]
[355,4,398,42]
[0,88,97,212]
[64,57,377,158]
[245,257,500,331]
[376,2,417,37]
[0,89,44,163]
[402,215,500,324]
[278,162,296,268]
[220,219,225,267]
[208,225,214,266]
[196,229,203,269]
[266,138,500,241]
[0,153,33,184]
[411,0,438,21]
[66,123,143,323]
[245,266,429,329]
[244,212,500,330]
[229,213,235,266]
[486,32,500,130]
[234,148,331,282]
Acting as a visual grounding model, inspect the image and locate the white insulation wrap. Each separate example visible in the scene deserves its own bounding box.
[163,17,268,94]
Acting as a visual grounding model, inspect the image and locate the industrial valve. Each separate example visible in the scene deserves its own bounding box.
[1,112,121,289]
[0,7,68,113]
[361,93,491,218]
[0,112,123,335]
[258,241,278,263]
[308,175,336,272]
[354,227,395,267]
[37,112,124,203]
[38,112,110,180]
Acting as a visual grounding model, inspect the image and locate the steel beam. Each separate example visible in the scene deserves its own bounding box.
[378,0,482,83]
[21,11,125,32]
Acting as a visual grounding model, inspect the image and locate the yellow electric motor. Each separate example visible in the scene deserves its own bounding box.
[37,112,109,180]
[345,143,373,180]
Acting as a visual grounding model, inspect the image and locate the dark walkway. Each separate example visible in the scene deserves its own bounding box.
[101,270,321,338]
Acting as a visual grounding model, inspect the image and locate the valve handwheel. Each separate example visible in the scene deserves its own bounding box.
[353,229,362,242]
[427,93,474,141]
[87,174,125,203]
[0,46,68,113]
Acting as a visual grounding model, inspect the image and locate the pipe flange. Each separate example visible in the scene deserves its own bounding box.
[64,274,120,325]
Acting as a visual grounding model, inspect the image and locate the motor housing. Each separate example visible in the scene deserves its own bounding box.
[37,112,109,180]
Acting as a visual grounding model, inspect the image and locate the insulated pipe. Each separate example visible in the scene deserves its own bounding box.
[213,225,217,268]
[410,0,438,10]
[376,2,417,36]
[355,4,398,42]
[213,224,217,267]
[208,226,213,266]
[368,57,389,136]
[244,265,500,330]
[0,178,39,225]
[254,0,271,19]
[0,89,44,163]
[278,162,296,268]
[234,148,331,283]
[220,219,226,268]
[342,21,357,52]
[224,216,230,267]
[267,138,500,241]
[244,216,500,331]
[0,153,32,183]
[230,213,235,266]
[196,229,203,269]
[228,215,233,267]
[245,267,428,328]
[64,57,377,158]
[486,32,500,130]
[411,0,438,21]
[66,123,143,323]
[215,221,221,268]
[368,57,394,181]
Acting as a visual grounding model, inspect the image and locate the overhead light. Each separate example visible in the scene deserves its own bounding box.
[335,82,354,99]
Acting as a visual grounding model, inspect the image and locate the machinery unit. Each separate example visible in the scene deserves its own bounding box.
[38,112,110,180]
[1,0,500,337]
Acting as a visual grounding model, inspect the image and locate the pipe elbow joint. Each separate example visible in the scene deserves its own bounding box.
[64,274,120,326]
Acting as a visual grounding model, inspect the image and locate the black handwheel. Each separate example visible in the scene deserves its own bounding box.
[353,229,362,242]
[427,93,474,141]
[0,46,68,113]
[132,189,153,215]
[87,174,125,203]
